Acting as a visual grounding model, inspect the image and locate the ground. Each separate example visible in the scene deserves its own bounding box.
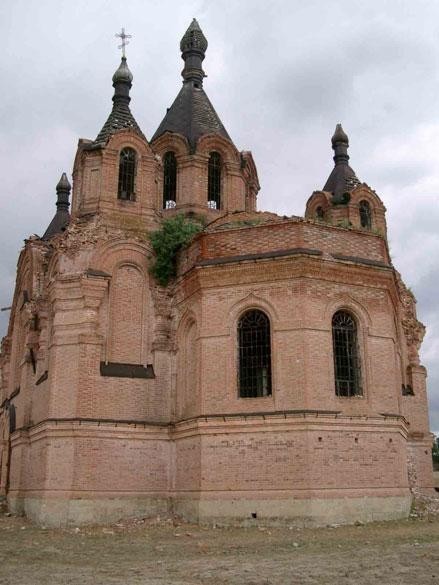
[0,512,438,584]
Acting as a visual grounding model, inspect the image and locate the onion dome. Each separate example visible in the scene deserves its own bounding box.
[331,123,349,146]
[180,18,208,54]
[112,56,133,83]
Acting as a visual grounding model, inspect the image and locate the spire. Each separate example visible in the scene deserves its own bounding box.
[323,124,361,203]
[42,173,71,240]
[331,123,350,165]
[151,19,232,151]
[93,48,145,146]
[180,18,208,86]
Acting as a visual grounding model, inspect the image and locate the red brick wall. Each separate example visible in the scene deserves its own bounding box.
[110,265,144,364]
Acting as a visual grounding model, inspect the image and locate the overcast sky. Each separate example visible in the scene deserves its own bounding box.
[1,0,438,430]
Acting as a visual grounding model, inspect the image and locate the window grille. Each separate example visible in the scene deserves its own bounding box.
[163,151,177,209]
[208,151,221,209]
[332,311,362,397]
[359,200,372,229]
[118,148,136,200]
[238,310,272,398]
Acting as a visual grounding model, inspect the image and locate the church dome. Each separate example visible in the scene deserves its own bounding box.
[180,18,208,53]
[112,56,133,83]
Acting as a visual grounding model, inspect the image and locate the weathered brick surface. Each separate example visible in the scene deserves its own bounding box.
[0,123,433,526]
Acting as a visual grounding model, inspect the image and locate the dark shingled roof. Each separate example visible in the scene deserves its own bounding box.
[94,57,146,147]
[151,83,231,150]
[94,101,145,146]
[43,173,71,240]
[323,124,361,203]
[323,164,361,199]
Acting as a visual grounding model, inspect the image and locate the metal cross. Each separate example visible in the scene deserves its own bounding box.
[115,27,132,58]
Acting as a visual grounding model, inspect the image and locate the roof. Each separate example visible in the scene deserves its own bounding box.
[42,209,70,240]
[323,164,361,201]
[151,82,231,150]
[94,101,145,146]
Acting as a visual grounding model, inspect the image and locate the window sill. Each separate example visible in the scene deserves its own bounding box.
[335,394,365,399]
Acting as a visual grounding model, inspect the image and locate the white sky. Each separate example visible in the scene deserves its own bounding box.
[1,0,438,429]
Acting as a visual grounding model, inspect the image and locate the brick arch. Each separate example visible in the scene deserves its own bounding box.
[106,129,153,158]
[108,263,147,364]
[151,132,190,158]
[324,295,372,331]
[349,186,387,233]
[91,240,151,276]
[91,240,153,365]
[305,191,332,219]
[176,309,200,419]
[6,249,35,394]
[350,186,385,210]
[196,134,241,163]
[46,249,62,282]
[229,293,279,331]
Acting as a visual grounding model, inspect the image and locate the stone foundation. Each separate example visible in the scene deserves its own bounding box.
[181,494,411,526]
[8,493,170,527]
[8,491,411,528]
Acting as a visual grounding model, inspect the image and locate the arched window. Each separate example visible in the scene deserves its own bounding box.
[359,200,372,229]
[332,311,362,397]
[316,206,324,220]
[163,151,177,209]
[208,151,221,209]
[238,310,272,398]
[118,148,136,200]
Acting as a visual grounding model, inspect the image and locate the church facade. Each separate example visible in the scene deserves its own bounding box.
[0,20,434,527]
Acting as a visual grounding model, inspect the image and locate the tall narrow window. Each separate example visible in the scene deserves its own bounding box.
[359,200,372,229]
[118,147,136,200]
[163,151,177,209]
[238,310,272,398]
[316,206,324,220]
[332,311,362,397]
[208,151,221,209]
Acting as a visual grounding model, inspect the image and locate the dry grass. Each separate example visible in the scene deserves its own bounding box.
[0,512,438,584]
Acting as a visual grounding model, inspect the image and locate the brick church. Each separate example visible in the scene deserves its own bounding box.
[0,20,434,526]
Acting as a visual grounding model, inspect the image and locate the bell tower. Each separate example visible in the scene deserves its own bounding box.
[151,19,260,217]
[71,33,158,228]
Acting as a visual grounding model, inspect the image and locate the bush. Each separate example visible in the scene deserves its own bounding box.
[149,214,203,286]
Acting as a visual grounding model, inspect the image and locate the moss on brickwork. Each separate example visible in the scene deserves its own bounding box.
[149,214,203,285]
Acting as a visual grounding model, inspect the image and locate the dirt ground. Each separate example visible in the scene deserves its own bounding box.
[0,512,438,585]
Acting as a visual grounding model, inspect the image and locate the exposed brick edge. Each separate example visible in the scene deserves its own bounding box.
[13,410,409,435]
[14,417,168,432]
[331,253,390,269]
[197,247,323,267]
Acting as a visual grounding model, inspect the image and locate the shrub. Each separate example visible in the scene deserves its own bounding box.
[149,214,203,286]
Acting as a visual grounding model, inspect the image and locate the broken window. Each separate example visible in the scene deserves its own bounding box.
[359,200,372,229]
[208,151,221,209]
[118,147,136,200]
[332,311,362,397]
[163,151,177,209]
[238,309,272,398]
